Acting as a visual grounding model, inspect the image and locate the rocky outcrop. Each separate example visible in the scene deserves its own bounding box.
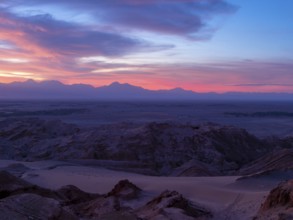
[239,149,293,176]
[0,170,32,198]
[106,179,142,200]
[0,163,31,177]
[71,196,122,219]
[0,168,214,219]
[71,179,141,219]
[136,190,212,220]
[56,184,99,205]
[171,159,219,176]
[232,169,293,191]
[0,118,275,176]
[0,193,77,220]
[0,170,98,204]
[254,180,293,220]
[70,179,212,220]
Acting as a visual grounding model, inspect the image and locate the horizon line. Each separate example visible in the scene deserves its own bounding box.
[1,78,293,95]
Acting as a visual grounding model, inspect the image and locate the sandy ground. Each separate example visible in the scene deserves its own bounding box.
[0,159,270,220]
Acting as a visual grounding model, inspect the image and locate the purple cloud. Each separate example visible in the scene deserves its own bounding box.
[7,0,237,39]
[0,9,166,57]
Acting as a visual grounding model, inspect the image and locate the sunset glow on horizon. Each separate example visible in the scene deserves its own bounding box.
[0,0,292,93]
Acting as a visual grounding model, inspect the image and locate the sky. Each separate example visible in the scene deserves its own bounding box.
[0,0,292,93]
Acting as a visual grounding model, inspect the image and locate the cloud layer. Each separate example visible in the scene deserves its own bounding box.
[0,8,158,58]
[0,0,292,93]
[10,0,236,38]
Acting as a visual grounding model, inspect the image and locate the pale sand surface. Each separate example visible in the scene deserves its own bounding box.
[0,160,270,219]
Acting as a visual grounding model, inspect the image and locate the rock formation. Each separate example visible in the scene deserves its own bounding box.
[106,179,142,200]
[0,118,277,176]
[136,190,212,220]
[240,149,293,176]
[0,172,212,219]
[0,193,77,220]
[255,179,293,220]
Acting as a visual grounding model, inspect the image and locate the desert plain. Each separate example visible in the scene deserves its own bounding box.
[0,100,293,219]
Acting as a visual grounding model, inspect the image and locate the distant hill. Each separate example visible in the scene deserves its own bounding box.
[0,79,292,100]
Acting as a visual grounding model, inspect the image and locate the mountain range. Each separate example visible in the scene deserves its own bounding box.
[0,79,292,100]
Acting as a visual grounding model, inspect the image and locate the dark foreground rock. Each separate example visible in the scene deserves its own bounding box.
[0,170,32,198]
[136,190,212,220]
[0,173,212,219]
[0,163,31,177]
[0,170,74,202]
[56,184,99,205]
[0,193,77,220]
[254,179,293,220]
[106,179,142,199]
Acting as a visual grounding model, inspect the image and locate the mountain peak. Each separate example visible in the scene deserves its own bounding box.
[108,82,131,87]
[21,79,38,85]
[170,87,185,92]
[109,81,122,86]
[105,82,145,91]
[25,79,37,83]
[9,79,37,87]
[40,80,64,86]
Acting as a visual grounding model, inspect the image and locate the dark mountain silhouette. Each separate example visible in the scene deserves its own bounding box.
[0,79,292,100]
